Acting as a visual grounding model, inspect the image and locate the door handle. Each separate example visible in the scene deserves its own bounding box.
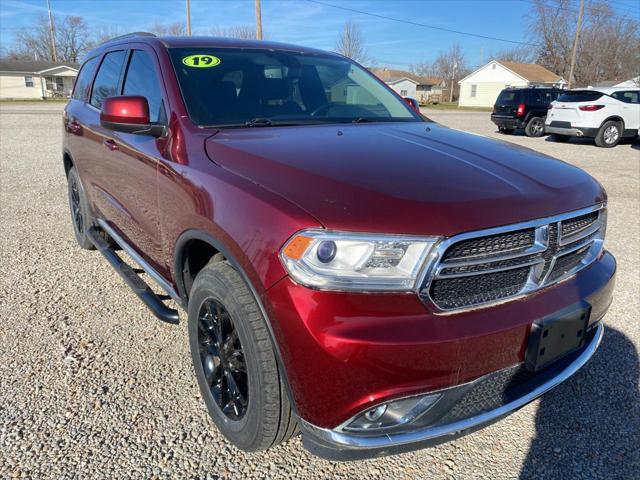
[68,120,82,134]
[103,139,119,151]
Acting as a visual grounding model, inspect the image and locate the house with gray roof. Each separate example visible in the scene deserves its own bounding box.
[0,60,79,99]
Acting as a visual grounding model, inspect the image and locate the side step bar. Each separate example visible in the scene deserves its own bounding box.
[87,227,180,324]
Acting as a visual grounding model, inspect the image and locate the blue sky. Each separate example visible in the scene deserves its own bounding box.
[1,0,638,69]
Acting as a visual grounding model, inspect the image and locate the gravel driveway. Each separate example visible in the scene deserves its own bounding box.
[1,103,638,479]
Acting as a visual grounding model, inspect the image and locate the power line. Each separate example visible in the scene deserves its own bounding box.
[305,0,541,47]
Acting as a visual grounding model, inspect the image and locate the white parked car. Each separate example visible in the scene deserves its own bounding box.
[545,87,639,147]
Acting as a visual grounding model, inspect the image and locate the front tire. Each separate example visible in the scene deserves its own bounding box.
[525,116,545,137]
[67,166,94,250]
[595,120,621,148]
[188,261,297,451]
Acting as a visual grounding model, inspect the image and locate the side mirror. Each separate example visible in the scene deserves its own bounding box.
[100,96,164,137]
[403,97,420,113]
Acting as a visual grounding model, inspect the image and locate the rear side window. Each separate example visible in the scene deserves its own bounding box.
[611,90,639,104]
[532,90,560,104]
[72,56,99,101]
[495,90,520,105]
[557,90,603,102]
[122,50,164,123]
[90,50,126,109]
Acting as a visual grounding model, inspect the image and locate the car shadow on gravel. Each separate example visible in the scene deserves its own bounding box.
[542,135,639,149]
[520,326,639,479]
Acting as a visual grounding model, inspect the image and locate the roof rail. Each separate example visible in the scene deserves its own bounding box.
[101,32,157,44]
[506,85,562,90]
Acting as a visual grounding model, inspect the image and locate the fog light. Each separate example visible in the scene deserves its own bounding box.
[364,404,387,421]
[343,393,442,433]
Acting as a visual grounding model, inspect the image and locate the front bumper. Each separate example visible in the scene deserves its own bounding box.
[264,250,615,457]
[299,322,604,460]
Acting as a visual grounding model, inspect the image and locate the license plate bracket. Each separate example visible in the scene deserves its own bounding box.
[525,302,591,372]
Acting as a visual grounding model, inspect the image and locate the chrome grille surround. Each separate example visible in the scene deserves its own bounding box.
[419,204,606,312]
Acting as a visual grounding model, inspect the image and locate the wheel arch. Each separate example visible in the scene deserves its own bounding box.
[600,115,625,129]
[173,228,299,415]
[63,149,74,177]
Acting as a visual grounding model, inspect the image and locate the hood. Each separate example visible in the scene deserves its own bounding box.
[205,122,605,236]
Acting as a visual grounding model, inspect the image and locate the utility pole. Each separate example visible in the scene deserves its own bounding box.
[255,0,263,40]
[186,0,192,35]
[567,0,584,89]
[449,62,457,103]
[46,0,57,62]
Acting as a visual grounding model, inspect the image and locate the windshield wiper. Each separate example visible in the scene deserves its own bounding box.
[351,117,374,123]
[244,117,275,127]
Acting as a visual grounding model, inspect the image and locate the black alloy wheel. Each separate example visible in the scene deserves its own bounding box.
[197,298,248,420]
[188,260,298,451]
[70,177,84,234]
[67,166,94,250]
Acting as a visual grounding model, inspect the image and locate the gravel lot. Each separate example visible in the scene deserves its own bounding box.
[1,102,638,479]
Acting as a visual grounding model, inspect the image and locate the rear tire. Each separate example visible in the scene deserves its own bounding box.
[188,261,297,451]
[551,134,571,143]
[595,120,621,148]
[525,117,545,137]
[499,127,514,135]
[67,167,94,250]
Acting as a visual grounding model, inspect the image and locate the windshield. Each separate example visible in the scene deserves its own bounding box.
[168,48,420,127]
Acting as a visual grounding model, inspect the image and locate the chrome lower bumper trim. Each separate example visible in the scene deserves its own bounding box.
[300,322,604,459]
[545,126,583,136]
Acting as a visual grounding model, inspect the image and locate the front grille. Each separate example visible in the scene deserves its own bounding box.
[422,207,605,311]
[561,211,598,239]
[443,229,535,261]
[548,245,591,282]
[434,327,598,426]
[436,364,534,424]
[431,267,530,310]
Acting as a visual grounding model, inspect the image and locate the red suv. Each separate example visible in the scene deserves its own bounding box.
[63,34,616,460]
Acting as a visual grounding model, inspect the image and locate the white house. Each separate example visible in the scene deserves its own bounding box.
[370,68,447,104]
[0,60,78,99]
[614,76,640,88]
[458,60,565,107]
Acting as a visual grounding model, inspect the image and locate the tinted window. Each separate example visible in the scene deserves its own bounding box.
[495,90,521,105]
[123,50,164,123]
[72,56,99,101]
[557,90,603,102]
[90,50,126,109]
[612,90,639,104]
[532,90,560,104]
[168,48,419,127]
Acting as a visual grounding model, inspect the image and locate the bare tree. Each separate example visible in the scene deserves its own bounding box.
[210,25,257,39]
[529,0,640,86]
[12,14,56,61]
[149,22,188,36]
[54,16,91,63]
[412,44,469,101]
[494,46,535,63]
[92,26,126,45]
[335,21,368,64]
[9,14,91,62]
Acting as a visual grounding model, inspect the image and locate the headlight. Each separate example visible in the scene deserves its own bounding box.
[280,230,440,291]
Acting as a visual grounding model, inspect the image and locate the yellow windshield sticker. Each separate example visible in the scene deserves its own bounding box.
[182,54,221,68]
